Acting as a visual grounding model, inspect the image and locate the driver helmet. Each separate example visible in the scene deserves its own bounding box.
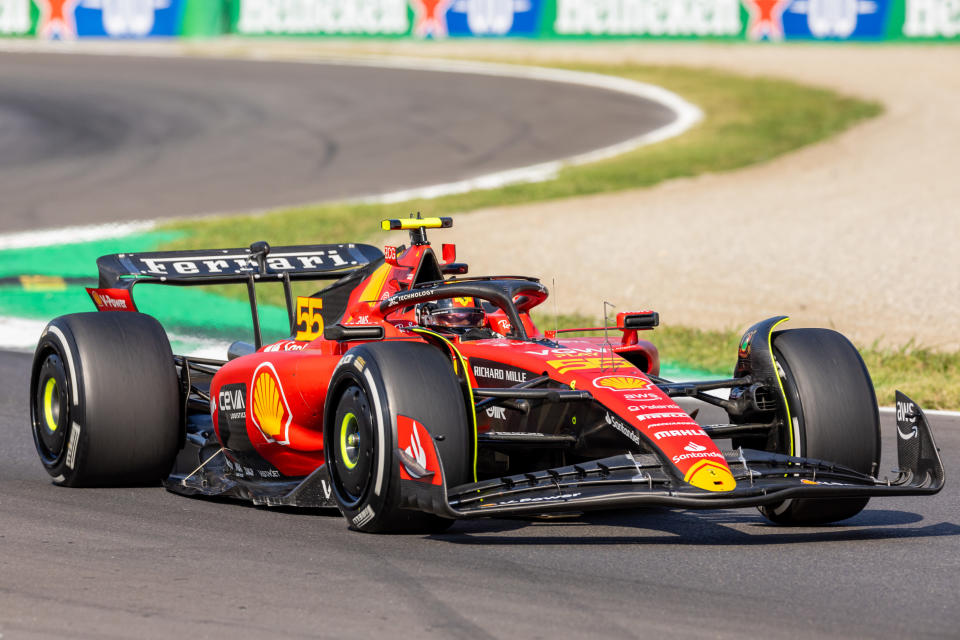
[416,297,485,331]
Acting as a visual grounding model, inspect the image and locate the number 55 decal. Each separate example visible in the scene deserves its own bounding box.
[295,297,323,341]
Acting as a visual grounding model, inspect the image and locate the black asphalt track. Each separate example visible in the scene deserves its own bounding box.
[0,52,675,232]
[1,349,957,638]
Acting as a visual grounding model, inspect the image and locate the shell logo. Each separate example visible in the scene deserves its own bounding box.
[250,362,292,445]
[593,375,649,391]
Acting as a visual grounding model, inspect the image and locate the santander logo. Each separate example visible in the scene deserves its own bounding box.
[684,441,707,452]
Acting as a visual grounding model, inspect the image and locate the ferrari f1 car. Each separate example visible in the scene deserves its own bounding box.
[30,217,944,532]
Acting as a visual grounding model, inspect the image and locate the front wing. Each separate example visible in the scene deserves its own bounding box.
[401,392,944,519]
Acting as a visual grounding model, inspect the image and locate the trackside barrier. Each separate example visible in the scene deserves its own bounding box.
[0,1,957,41]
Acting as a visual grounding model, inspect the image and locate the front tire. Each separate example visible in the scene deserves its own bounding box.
[323,341,470,533]
[759,328,880,525]
[30,312,180,486]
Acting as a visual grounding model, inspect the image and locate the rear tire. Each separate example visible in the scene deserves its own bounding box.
[323,341,470,533]
[30,312,180,486]
[759,328,880,525]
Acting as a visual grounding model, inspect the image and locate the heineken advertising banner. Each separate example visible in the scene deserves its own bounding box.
[551,0,742,37]
[228,0,960,40]
[234,0,409,36]
[743,0,958,41]
[232,0,547,37]
[0,0,957,40]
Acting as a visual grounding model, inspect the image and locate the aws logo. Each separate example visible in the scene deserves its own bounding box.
[593,375,649,391]
[250,362,292,445]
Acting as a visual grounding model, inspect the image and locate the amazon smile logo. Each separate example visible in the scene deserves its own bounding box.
[896,400,919,440]
[897,424,918,440]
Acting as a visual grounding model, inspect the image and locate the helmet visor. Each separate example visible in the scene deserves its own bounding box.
[423,308,484,328]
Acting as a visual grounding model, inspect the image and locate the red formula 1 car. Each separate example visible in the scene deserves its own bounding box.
[29,218,943,532]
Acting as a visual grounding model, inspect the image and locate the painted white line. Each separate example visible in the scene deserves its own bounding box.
[0,221,155,251]
[165,333,231,360]
[879,406,960,418]
[0,315,229,359]
[0,316,46,350]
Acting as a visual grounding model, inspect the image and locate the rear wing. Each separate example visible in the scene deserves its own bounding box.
[96,243,383,288]
[90,241,384,350]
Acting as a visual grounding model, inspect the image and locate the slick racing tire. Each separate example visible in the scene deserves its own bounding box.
[323,341,470,533]
[30,312,180,487]
[759,328,881,525]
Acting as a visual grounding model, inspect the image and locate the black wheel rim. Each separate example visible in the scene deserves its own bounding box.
[32,353,71,467]
[331,385,375,508]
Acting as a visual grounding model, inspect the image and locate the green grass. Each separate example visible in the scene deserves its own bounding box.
[162,61,880,251]
[864,342,960,411]
[537,313,960,410]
